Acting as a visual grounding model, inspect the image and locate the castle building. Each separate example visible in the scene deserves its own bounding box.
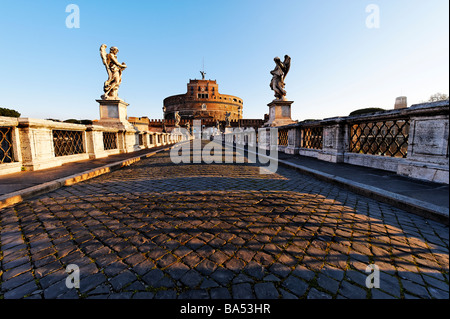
[163,77,243,121]
[394,96,407,109]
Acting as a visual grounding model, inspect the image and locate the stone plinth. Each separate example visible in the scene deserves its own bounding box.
[264,100,296,127]
[96,99,134,129]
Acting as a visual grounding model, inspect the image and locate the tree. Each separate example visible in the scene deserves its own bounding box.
[63,119,93,125]
[428,93,449,102]
[0,107,21,118]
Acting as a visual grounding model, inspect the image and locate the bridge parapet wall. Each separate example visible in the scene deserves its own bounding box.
[226,101,449,184]
[0,117,188,174]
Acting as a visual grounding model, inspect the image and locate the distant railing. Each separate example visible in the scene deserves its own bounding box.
[348,118,409,158]
[0,127,14,164]
[53,130,84,157]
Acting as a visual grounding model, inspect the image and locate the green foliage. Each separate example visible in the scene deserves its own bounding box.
[349,108,385,116]
[79,119,93,125]
[0,107,21,118]
[64,119,80,124]
[63,119,93,125]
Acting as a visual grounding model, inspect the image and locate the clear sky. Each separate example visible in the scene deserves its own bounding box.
[0,0,448,121]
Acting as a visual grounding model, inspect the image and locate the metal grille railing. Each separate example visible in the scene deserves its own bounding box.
[349,119,410,158]
[103,132,117,150]
[53,130,84,157]
[301,127,323,149]
[278,129,289,146]
[1,127,15,164]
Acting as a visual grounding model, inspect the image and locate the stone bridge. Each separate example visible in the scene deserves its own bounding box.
[0,140,448,300]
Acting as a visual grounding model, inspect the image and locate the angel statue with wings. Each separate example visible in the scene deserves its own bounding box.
[174,111,181,127]
[225,111,231,127]
[100,44,127,100]
[270,55,291,100]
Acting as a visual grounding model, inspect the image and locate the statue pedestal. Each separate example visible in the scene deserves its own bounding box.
[172,126,181,134]
[224,127,233,134]
[95,99,139,153]
[96,99,134,130]
[264,100,296,127]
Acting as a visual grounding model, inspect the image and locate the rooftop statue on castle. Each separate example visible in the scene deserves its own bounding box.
[270,55,291,101]
[100,44,127,100]
[225,112,231,127]
[174,111,181,127]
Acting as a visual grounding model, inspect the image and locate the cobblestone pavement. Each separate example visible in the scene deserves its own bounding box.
[0,142,448,299]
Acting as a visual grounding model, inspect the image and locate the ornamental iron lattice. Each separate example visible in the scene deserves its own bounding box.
[301,127,323,150]
[53,130,84,157]
[278,129,289,146]
[348,119,409,158]
[0,127,15,164]
[103,132,117,150]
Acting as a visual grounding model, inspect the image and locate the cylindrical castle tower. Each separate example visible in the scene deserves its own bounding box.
[163,78,243,121]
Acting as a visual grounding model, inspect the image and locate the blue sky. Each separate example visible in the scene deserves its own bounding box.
[0,0,448,121]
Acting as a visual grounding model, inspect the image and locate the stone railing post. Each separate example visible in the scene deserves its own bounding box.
[0,116,22,174]
[258,127,277,151]
[286,125,301,154]
[396,102,449,183]
[318,118,346,163]
[123,129,139,153]
[117,131,126,153]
